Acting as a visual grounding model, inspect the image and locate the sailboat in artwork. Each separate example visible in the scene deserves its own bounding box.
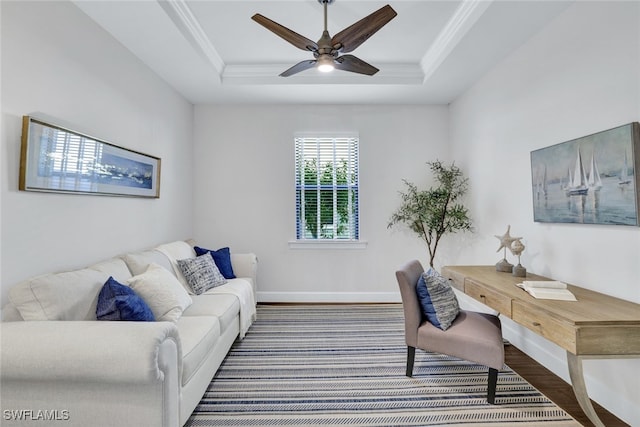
[535,165,547,199]
[565,147,589,196]
[561,168,571,190]
[619,151,632,186]
[587,150,602,190]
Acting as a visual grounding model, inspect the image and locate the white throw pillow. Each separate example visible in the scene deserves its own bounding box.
[122,250,174,276]
[155,241,197,295]
[8,269,108,321]
[126,263,193,322]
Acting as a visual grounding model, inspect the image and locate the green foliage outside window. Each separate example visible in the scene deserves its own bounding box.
[299,158,356,239]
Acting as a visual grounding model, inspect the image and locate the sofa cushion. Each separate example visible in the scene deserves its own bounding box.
[88,258,132,284]
[122,250,173,277]
[177,255,226,295]
[8,268,109,321]
[416,268,460,331]
[194,246,236,279]
[1,304,24,322]
[127,264,193,322]
[182,294,240,331]
[176,316,221,385]
[156,241,196,261]
[96,277,155,321]
[155,241,196,291]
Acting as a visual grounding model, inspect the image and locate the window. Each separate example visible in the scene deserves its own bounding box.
[295,135,359,241]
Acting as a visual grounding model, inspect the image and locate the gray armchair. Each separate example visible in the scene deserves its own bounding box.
[395,260,505,404]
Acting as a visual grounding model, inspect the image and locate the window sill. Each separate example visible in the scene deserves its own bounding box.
[288,240,368,250]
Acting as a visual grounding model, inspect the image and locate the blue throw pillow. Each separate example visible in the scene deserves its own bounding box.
[96,276,155,322]
[194,246,236,279]
[416,268,460,330]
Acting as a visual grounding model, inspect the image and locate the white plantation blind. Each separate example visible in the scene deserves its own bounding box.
[295,135,359,240]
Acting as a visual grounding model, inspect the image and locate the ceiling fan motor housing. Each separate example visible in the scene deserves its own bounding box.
[316,30,337,57]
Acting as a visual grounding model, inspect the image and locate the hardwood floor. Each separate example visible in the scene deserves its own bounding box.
[504,343,629,427]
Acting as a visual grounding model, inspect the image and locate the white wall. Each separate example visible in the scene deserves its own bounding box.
[449,1,640,424]
[3,0,638,423]
[1,1,194,307]
[193,104,449,301]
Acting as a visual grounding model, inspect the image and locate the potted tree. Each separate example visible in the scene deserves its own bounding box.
[388,160,472,268]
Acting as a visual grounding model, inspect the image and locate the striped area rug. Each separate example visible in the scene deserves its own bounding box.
[186,304,580,426]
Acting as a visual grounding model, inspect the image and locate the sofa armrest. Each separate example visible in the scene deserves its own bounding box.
[231,253,258,291]
[0,321,181,384]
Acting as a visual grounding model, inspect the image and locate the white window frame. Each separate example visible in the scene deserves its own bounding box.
[290,133,366,249]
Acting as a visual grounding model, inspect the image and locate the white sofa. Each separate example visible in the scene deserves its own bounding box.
[0,240,257,427]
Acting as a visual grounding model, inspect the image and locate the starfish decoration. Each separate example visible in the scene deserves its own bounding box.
[495,225,522,253]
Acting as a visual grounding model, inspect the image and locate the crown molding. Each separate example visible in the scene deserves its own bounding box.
[222,63,424,85]
[157,0,225,80]
[420,0,493,82]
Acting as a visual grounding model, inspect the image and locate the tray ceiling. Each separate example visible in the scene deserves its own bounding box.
[73,0,573,105]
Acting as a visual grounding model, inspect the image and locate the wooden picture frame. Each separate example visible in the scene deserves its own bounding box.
[530,122,639,225]
[20,116,161,198]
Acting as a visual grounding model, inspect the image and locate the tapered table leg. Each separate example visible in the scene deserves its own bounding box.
[566,352,605,427]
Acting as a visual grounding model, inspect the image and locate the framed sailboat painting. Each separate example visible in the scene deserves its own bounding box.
[530,122,640,226]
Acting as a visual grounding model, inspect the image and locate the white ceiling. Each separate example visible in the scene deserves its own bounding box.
[73,0,574,105]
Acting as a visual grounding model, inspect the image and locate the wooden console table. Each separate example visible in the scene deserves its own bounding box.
[441,265,640,427]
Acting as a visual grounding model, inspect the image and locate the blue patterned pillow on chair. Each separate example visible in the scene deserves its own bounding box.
[416,268,460,330]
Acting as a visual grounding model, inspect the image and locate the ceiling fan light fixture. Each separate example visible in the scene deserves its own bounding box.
[317,55,335,72]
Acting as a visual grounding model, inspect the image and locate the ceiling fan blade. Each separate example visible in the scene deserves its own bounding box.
[331,5,397,53]
[280,60,317,77]
[252,14,318,52]
[334,55,379,76]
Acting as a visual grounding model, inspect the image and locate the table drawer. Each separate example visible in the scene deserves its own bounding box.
[512,300,577,353]
[442,267,465,291]
[464,278,512,317]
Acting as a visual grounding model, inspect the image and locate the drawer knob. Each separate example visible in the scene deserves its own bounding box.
[532,322,541,327]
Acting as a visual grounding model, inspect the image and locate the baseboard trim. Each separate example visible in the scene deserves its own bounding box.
[257,291,402,303]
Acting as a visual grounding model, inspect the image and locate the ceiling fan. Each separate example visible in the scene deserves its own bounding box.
[251,0,397,77]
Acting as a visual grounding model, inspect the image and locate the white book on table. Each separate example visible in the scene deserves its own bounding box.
[516,280,577,301]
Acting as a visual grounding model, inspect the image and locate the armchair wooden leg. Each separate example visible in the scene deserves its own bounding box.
[406,346,416,377]
[487,368,499,404]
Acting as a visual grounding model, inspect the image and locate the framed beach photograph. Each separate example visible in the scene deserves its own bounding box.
[530,122,640,226]
[20,116,161,198]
